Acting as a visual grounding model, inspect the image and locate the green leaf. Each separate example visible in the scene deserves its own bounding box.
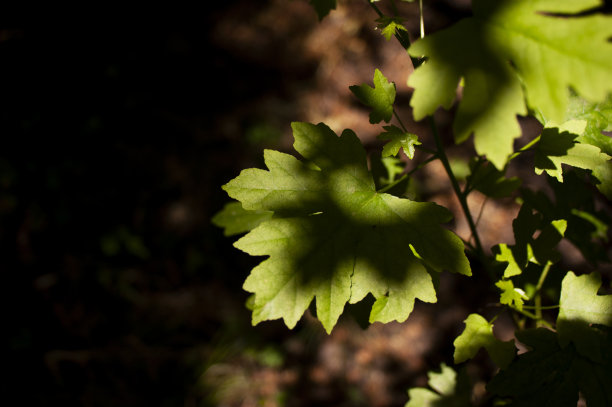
[350,69,396,124]
[405,363,472,407]
[493,204,567,277]
[534,120,612,197]
[376,16,408,41]
[211,202,273,237]
[453,313,515,368]
[408,0,612,169]
[466,159,521,198]
[561,92,612,157]
[488,328,612,407]
[496,279,529,311]
[308,0,336,20]
[557,271,612,362]
[495,244,523,278]
[377,125,420,159]
[223,122,470,333]
[520,173,611,264]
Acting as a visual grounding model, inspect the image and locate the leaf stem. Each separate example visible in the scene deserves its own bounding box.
[534,261,552,327]
[509,305,553,329]
[377,154,437,194]
[509,135,541,161]
[522,304,559,310]
[393,109,408,133]
[429,117,485,258]
[368,1,384,17]
[418,0,425,39]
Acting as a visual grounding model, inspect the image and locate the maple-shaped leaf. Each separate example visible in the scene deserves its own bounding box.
[496,279,529,311]
[557,271,612,362]
[453,313,515,368]
[561,93,612,157]
[488,328,612,407]
[405,363,472,407]
[493,204,567,278]
[534,119,612,198]
[212,202,273,237]
[376,16,408,41]
[308,0,336,20]
[350,69,396,124]
[466,159,521,198]
[377,125,420,159]
[408,0,612,169]
[223,122,470,333]
[520,173,611,264]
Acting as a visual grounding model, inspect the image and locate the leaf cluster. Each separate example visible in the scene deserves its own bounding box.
[213,0,612,404]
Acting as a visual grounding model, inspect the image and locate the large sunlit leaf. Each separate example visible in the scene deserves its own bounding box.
[212,202,273,237]
[223,122,470,332]
[557,271,612,362]
[408,0,612,168]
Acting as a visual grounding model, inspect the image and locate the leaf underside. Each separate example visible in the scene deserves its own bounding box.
[408,0,612,168]
[223,122,470,332]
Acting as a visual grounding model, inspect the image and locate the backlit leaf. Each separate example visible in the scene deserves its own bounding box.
[376,16,408,41]
[453,313,515,368]
[408,0,612,168]
[558,271,612,362]
[212,202,273,237]
[405,363,472,407]
[350,69,396,124]
[377,125,420,159]
[496,279,529,311]
[223,122,470,332]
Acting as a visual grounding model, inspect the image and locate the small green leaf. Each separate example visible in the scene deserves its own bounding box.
[495,244,523,278]
[558,271,612,362]
[405,364,472,407]
[308,0,336,20]
[377,125,420,159]
[350,69,396,124]
[212,202,273,237]
[496,279,529,311]
[453,313,515,368]
[376,16,408,41]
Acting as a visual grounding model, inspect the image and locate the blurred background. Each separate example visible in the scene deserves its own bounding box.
[0,1,572,406]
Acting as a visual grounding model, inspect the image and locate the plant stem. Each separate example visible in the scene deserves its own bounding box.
[418,0,425,39]
[393,110,408,133]
[378,154,437,194]
[368,1,384,17]
[509,305,553,329]
[534,261,552,327]
[429,117,484,258]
